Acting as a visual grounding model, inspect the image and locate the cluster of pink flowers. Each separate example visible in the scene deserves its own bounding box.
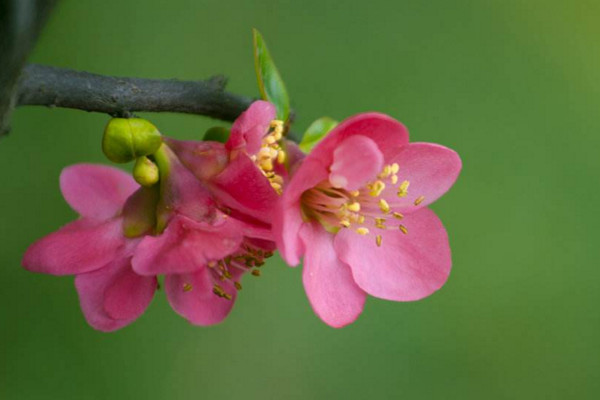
[23,101,461,330]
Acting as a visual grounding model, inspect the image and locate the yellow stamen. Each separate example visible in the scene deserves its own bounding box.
[356,227,370,235]
[340,220,351,228]
[414,195,425,206]
[234,282,242,291]
[251,269,261,277]
[397,180,410,197]
[350,190,360,197]
[277,150,286,164]
[347,202,361,212]
[375,218,386,229]
[379,198,390,213]
[369,180,386,197]
[183,283,193,292]
[376,235,382,247]
[399,225,408,234]
[393,212,404,220]
[391,163,399,174]
[391,175,398,184]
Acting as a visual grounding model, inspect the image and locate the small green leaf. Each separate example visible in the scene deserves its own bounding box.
[203,126,230,143]
[299,117,338,152]
[253,28,290,122]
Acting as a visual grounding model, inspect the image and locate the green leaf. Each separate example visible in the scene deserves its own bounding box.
[253,28,290,121]
[299,117,338,152]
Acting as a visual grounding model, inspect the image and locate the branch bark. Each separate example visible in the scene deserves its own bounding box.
[17,64,254,121]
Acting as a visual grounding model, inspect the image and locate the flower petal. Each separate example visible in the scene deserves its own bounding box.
[75,257,156,332]
[307,112,409,168]
[329,135,384,190]
[384,142,462,213]
[210,154,279,224]
[165,268,239,326]
[163,138,228,181]
[60,164,138,220]
[334,208,451,301]
[226,101,276,155]
[273,158,328,266]
[22,219,124,276]
[300,223,366,328]
[132,215,243,276]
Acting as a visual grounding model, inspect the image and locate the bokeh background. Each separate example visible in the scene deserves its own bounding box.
[1,0,599,398]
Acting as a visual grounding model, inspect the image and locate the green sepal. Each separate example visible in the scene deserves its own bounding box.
[253,28,290,122]
[299,117,338,153]
[203,126,231,143]
[122,185,159,238]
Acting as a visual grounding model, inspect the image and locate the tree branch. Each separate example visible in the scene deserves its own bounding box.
[16,64,254,122]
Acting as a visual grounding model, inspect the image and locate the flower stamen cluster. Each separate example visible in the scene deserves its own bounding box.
[251,119,286,193]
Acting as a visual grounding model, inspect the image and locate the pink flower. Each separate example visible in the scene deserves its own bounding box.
[165,100,301,225]
[273,113,462,327]
[130,144,273,325]
[22,164,157,332]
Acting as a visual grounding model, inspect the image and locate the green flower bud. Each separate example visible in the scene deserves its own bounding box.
[133,156,160,187]
[102,118,162,163]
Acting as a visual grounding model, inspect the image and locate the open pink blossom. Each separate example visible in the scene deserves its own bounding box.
[22,164,157,332]
[130,144,273,325]
[165,100,302,225]
[273,113,462,328]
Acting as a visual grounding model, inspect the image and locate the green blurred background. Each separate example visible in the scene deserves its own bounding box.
[1,0,599,398]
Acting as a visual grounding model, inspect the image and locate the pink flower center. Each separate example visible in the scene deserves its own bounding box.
[301,162,425,247]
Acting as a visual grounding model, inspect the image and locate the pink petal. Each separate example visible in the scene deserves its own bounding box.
[226,101,276,155]
[384,143,462,213]
[334,208,451,301]
[210,154,279,224]
[132,215,243,276]
[163,138,228,181]
[22,218,124,275]
[300,223,366,328]
[165,268,239,326]
[159,145,217,223]
[60,164,138,220]
[307,113,409,168]
[273,158,329,266]
[329,135,384,190]
[75,257,156,332]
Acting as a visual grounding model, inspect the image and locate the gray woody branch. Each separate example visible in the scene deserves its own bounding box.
[16,64,254,122]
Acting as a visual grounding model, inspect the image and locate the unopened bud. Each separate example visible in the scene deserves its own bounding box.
[102,118,162,163]
[133,156,159,187]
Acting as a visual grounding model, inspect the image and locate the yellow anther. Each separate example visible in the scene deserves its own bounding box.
[369,180,386,197]
[260,158,274,171]
[399,225,408,234]
[356,227,370,235]
[391,175,398,185]
[379,198,390,213]
[183,283,193,292]
[393,212,404,220]
[223,293,233,300]
[378,165,391,179]
[340,220,351,228]
[375,218,386,229]
[277,150,286,164]
[414,196,425,206]
[347,202,361,212]
[350,190,360,197]
[397,180,410,197]
[358,215,366,224]
[251,269,261,277]
[265,135,276,145]
[391,163,399,174]
[234,282,242,291]
[376,235,382,247]
[208,261,217,268]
